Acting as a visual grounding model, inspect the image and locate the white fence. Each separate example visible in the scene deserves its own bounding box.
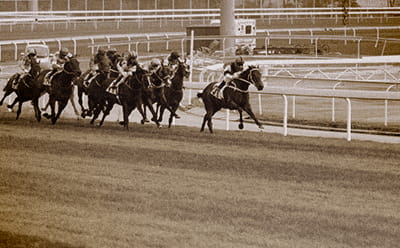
[184,82,400,141]
[1,7,400,24]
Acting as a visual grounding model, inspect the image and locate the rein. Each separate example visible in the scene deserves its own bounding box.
[227,68,258,93]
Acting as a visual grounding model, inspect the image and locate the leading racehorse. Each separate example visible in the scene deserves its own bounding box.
[197,65,264,133]
[34,56,81,124]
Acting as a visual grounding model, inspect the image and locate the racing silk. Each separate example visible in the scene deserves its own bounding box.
[223,62,242,83]
[19,56,37,74]
[50,52,71,70]
[94,54,111,74]
[117,59,137,78]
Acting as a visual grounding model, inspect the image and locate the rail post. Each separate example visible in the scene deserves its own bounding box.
[346,98,352,141]
[283,95,288,136]
[226,109,230,130]
[332,82,343,122]
[13,42,18,61]
[384,85,396,126]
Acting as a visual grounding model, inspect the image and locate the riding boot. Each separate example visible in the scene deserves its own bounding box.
[12,74,21,89]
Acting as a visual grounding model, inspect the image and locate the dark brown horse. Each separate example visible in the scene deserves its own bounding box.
[157,59,190,128]
[141,62,171,124]
[75,67,119,118]
[34,56,81,124]
[0,61,42,121]
[197,65,264,133]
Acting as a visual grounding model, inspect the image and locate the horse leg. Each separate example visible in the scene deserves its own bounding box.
[69,86,80,118]
[200,109,217,133]
[99,102,115,127]
[238,110,244,130]
[15,101,23,120]
[144,100,160,127]
[242,105,263,129]
[90,103,102,125]
[158,105,166,123]
[141,104,148,124]
[7,97,18,110]
[0,90,13,106]
[121,103,134,130]
[52,100,68,125]
[31,97,42,122]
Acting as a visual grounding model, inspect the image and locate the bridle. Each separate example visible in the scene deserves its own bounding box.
[227,67,260,93]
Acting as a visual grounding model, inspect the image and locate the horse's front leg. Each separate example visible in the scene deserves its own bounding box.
[52,99,68,124]
[238,110,244,130]
[242,104,263,129]
[0,90,13,106]
[7,97,18,110]
[32,97,42,122]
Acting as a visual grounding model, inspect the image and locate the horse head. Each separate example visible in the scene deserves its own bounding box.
[179,59,190,78]
[152,63,171,86]
[64,56,82,79]
[240,65,264,91]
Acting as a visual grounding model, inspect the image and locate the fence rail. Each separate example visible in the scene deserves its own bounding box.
[1,7,400,24]
[184,82,400,141]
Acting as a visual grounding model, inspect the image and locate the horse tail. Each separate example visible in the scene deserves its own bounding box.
[197,91,203,98]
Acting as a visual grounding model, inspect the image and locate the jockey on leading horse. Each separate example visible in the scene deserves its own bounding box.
[44,47,72,86]
[12,47,39,89]
[212,56,245,100]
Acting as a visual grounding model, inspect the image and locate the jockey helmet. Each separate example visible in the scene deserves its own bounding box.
[128,50,138,59]
[235,56,244,66]
[168,51,180,61]
[106,48,117,57]
[97,48,106,56]
[150,58,161,67]
[27,47,36,56]
[60,47,69,57]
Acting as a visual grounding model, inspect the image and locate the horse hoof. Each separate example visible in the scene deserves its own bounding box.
[43,113,50,119]
[259,125,264,129]
[118,121,124,126]
[174,114,181,119]
[238,123,244,129]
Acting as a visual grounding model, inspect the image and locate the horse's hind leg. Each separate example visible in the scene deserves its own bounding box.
[52,100,68,124]
[201,110,216,133]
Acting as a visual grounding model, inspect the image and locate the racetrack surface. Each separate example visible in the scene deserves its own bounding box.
[0,114,400,248]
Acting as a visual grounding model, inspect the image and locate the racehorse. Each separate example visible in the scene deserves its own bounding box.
[157,59,190,128]
[0,61,42,121]
[115,66,159,130]
[76,67,119,118]
[34,56,81,124]
[141,61,171,124]
[197,65,264,133]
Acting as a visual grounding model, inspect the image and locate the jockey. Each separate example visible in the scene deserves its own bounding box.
[44,47,72,86]
[217,56,245,91]
[13,48,38,88]
[167,51,180,70]
[108,50,139,92]
[106,48,120,70]
[85,48,111,83]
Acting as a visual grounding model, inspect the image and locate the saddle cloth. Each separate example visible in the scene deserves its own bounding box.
[210,84,225,100]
